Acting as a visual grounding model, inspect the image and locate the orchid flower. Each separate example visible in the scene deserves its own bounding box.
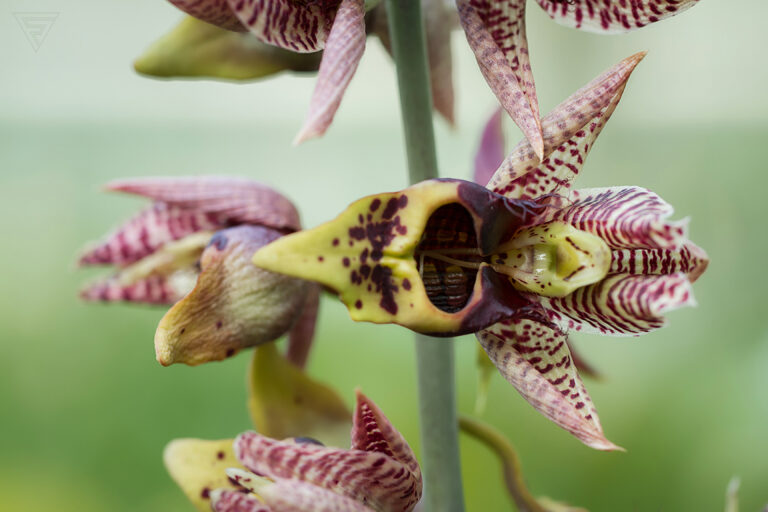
[165,385,422,512]
[148,0,455,140]
[78,176,319,367]
[457,0,700,159]
[250,52,709,450]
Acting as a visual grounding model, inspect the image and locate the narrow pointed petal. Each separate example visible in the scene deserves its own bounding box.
[294,0,366,143]
[457,0,544,160]
[107,176,301,232]
[488,52,645,199]
[546,187,686,250]
[459,416,586,512]
[477,314,619,450]
[424,0,456,125]
[80,232,210,304]
[135,16,321,81]
[163,438,241,512]
[78,203,224,266]
[541,272,696,336]
[474,108,505,187]
[609,242,709,283]
[168,0,246,32]
[248,343,352,448]
[211,490,271,512]
[351,390,421,476]
[225,0,337,52]
[252,179,537,335]
[155,226,307,366]
[536,0,700,34]
[259,479,376,512]
[235,394,422,512]
[285,283,321,369]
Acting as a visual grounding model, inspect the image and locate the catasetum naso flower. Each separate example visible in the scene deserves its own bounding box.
[166,388,421,512]
[149,0,454,140]
[78,177,318,367]
[251,52,709,450]
[457,0,700,159]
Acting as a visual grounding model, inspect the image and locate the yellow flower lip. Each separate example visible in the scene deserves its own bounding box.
[253,178,549,335]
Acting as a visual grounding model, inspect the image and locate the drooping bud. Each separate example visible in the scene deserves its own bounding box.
[155,226,307,366]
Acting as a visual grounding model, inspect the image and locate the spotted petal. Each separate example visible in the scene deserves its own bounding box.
[169,0,245,32]
[488,52,645,200]
[154,226,308,366]
[536,0,700,34]
[226,0,338,53]
[295,0,366,143]
[477,312,619,450]
[258,479,376,512]
[135,16,321,81]
[211,490,270,512]
[234,392,422,512]
[79,176,299,266]
[541,272,696,336]
[163,438,242,512]
[248,344,352,449]
[457,0,544,160]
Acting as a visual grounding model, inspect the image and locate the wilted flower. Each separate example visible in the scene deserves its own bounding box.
[145,0,455,140]
[166,386,421,512]
[250,52,708,449]
[78,177,318,367]
[457,0,700,158]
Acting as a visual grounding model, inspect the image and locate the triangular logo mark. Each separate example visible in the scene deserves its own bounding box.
[14,12,59,52]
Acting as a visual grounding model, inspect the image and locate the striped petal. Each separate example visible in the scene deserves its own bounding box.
[154,226,308,366]
[477,312,619,450]
[168,0,245,32]
[163,438,242,512]
[135,16,321,81]
[474,108,505,187]
[226,0,338,53]
[488,52,645,199]
[285,283,321,369]
[545,187,686,250]
[234,392,422,512]
[258,479,376,512]
[457,0,544,160]
[79,177,299,266]
[541,272,696,336]
[295,0,366,143]
[609,241,709,283]
[536,0,700,34]
[248,344,352,449]
[211,490,271,512]
[79,232,210,304]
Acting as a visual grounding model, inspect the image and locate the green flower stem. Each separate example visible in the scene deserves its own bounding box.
[384,2,466,511]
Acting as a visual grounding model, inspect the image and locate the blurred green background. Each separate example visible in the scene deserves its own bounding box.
[2,1,767,510]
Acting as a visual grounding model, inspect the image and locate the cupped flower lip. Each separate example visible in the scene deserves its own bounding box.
[252,178,551,336]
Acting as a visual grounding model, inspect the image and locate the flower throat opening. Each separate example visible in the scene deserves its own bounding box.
[415,203,481,313]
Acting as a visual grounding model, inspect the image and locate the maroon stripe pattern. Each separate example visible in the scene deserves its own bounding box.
[258,479,375,511]
[488,52,644,200]
[232,392,421,512]
[211,490,271,512]
[477,311,617,450]
[536,0,700,33]
[80,272,191,305]
[227,0,339,53]
[458,0,544,160]
[294,0,366,143]
[169,0,246,32]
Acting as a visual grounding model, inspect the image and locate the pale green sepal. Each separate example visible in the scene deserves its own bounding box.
[135,16,321,81]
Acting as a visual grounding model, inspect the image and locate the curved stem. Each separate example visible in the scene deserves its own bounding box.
[384,2,466,511]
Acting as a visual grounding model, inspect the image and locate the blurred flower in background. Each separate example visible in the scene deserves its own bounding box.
[78,177,319,367]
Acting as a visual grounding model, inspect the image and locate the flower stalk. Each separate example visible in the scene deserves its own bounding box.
[385,2,465,511]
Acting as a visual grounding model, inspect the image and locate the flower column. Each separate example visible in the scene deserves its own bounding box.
[384,2,466,511]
